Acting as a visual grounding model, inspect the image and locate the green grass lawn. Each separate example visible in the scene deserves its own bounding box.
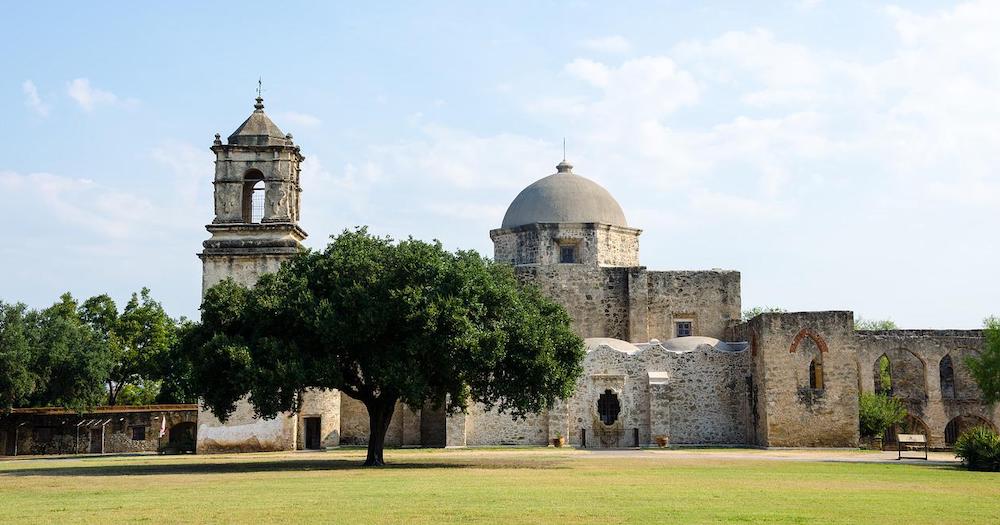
[1,448,997,524]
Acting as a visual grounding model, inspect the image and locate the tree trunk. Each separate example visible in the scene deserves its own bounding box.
[107,381,117,406]
[363,398,397,467]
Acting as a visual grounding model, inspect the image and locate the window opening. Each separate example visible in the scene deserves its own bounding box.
[597,390,621,426]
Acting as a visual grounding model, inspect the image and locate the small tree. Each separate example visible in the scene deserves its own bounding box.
[859,392,907,440]
[967,316,1000,405]
[742,306,786,321]
[186,229,585,466]
[854,317,898,330]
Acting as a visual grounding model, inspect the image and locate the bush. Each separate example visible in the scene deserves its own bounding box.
[859,392,907,439]
[954,426,1000,471]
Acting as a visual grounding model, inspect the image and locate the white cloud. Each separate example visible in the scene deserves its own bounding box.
[22,80,50,117]
[579,35,632,54]
[66,78,136,112]
[274,111,322,127]
[0,171,157,239]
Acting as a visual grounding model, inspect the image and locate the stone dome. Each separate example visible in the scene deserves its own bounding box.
[500,160,628,229]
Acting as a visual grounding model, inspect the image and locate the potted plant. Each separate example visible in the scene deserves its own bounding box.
[552,432,565,447]
[655,435,669,448]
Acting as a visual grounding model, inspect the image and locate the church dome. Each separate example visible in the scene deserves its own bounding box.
[500,160,628,229]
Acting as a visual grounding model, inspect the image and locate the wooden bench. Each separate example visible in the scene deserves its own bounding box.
[897,433,928,460]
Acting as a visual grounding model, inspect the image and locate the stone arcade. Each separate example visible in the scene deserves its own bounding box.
[194,98,999,453]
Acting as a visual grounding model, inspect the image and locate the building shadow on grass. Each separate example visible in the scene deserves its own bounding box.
[1,457,565,477]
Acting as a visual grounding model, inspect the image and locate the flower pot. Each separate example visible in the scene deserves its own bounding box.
[655,436,669,448]
[552,437,565,448]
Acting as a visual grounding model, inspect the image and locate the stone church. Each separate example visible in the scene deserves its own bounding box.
[195,98,998,453]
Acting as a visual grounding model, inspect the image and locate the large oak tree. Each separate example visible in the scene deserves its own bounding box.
[186,229,584,466]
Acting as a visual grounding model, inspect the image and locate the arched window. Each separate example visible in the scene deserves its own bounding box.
[939,354,956,399]
[809,357,824,389]
[241,170,265,223]
[874,354,892,396]
[597,389,621,426]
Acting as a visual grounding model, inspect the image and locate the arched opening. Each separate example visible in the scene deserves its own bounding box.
[168,422,197,453]
[939,354,956,399]
[241,170,265,223]
[885,415,928,448]
[809,357,824,389]
[597,390,621,426]
[874,354,892,396]
[944,415,996,446]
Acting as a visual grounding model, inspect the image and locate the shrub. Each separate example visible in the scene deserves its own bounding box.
[954,426,1000,471]
[859,392,907,439]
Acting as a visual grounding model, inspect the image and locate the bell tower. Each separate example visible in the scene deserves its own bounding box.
[199,95,307,295]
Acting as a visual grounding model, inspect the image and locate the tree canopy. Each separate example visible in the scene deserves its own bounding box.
[742,306,786,321]
[0,295,114,412]
[79,288,177,405]
[854,317,899,330]
[968,316,1000,405]
[186,228,585,466]
[0,290,188,413]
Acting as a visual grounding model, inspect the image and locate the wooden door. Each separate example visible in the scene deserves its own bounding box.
[305,417,321,450]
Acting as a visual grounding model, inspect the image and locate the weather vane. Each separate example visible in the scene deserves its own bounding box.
[257,77,262,98]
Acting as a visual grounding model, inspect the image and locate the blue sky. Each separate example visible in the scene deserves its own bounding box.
[1,1,997,328]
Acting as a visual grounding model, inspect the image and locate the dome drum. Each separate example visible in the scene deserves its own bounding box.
[492,160,640,268]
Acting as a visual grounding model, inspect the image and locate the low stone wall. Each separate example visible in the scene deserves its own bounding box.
[464,404,549,446]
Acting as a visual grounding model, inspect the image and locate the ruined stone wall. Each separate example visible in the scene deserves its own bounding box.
[464,404,550,446]
[515,265,630,340]
[856,330,997,448]
[2,409,197,456]
[490,223,640,267]
[642,270,741,341]
[752,312,860,447]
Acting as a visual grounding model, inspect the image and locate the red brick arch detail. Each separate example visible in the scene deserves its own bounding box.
[789,329,829,354]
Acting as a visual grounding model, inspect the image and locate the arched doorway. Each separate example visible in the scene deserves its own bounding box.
[168,422,197,453]
[944,415,995,446]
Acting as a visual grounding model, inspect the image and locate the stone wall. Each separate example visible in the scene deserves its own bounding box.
[637,343,751,444]
[201,253,290,295]
[563,339,750,448]
[296,389,341,449]
[490,223,640,268]
[856,330,998,448]
[1,407,197,456]
[338,394,420,447]
[749,311,860,447]
[464,404,550,446]
[516,265,631,340]
[513,266,740,344]
[197,397,297,453]
[641,270,741,341]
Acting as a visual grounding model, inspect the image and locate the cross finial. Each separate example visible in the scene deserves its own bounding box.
[254,77,264,110]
